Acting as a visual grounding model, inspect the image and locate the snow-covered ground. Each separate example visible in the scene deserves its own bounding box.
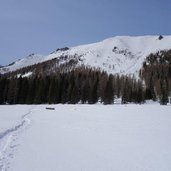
[0,104,171,171]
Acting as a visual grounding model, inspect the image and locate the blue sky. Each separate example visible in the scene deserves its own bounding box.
[0,0,171,65]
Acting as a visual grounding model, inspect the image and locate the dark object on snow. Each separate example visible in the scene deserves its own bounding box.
[46,107,55,110]
[158,35,163,40]
[112,46,118,52]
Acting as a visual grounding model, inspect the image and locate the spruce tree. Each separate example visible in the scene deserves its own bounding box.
[0,77,7,104]
[81,80,89,104]
[160,80,168,105]
[103,75,114,104]
[48,77,59,104]
[26,77,37,104]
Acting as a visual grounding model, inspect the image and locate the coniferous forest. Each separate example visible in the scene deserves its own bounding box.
[140,50,171,105]
[0,50,171,105]
[0,67,144,105]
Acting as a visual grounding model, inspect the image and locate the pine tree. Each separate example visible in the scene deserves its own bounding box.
[16,76,23,103]
[160,80,168,105]
[34,77,44,104]
[7,78,18,104]
[136,81,144,104]
[88,77,98,104]
[26,77,37,104]
[103,75,114,104]
[121,78,130,104]
[97,72,108,102]
[80,79,89,104]
[0,77,7,104]
[18,78,29,104]
[48,77,60,104]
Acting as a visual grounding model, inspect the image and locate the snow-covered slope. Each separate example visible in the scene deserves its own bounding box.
[1,35,171,76]
[0,54,44,74]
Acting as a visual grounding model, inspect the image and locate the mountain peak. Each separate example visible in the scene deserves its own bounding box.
[1,35,171,76]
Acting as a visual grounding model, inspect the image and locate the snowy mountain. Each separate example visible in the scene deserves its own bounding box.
[1,35,171,76]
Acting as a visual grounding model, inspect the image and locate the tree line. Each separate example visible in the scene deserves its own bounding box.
[140,50,171,105]
[0,67,145,105]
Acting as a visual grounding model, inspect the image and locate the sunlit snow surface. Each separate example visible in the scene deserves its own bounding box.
[1,36,171,77]
[0,104,171,171]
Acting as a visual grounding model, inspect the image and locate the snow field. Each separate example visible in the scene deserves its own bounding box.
[0,105,34,171]
[0,104,171,171]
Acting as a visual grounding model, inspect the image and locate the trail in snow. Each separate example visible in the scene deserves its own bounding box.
[7,104,171,171]
[0,107,34,171]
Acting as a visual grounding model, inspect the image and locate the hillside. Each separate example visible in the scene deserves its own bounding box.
[1,35,171,76]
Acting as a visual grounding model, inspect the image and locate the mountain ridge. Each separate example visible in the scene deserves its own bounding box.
[1,35,171,76]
